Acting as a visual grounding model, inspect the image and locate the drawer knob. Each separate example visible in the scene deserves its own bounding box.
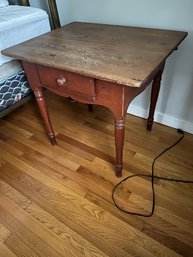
[56,77,67,86]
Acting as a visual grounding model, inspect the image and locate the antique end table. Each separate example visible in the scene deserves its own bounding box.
[2,22,187,177]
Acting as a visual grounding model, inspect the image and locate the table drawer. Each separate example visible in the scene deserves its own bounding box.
[37,65,95,99]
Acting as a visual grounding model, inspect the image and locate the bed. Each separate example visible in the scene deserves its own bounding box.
[0,0,51,117]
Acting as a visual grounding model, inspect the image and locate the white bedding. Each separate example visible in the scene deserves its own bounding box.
[0,5,51,65]
[0,60,22,80]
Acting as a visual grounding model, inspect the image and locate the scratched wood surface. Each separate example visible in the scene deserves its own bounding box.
[2,22,187,87]
[0,91,193,257]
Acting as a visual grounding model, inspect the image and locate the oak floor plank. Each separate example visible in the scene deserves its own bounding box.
[0,180,106,255]
[0,140,151,215]
[0,162,182,257]
[5,233,41,257]
[0,179,112,257]
[0,139,23,157]
[0,224,11,243]
[85,190,193,257]
[0,207,64,257]
[0,165,134,257]
[0,119,32,140]
[0,191,108,257]
[1,92,193,257]
[0,242,17,257]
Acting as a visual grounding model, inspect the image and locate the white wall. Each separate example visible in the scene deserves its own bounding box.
[35,0,193,134]
[56,0,72,25]
[29,0,72,26]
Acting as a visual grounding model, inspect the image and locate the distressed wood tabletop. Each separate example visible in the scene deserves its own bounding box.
[2,22,187,87]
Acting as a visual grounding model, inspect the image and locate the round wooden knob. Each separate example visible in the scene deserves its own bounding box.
[56,77,67,86]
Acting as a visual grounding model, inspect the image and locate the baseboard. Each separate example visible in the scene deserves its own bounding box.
[128,104,193,134]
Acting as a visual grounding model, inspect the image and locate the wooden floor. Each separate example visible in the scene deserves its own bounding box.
[0,91,193,257]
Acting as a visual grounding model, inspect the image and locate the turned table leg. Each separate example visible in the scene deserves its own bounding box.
[34,88,57,145]
[22,61,57,145]
[115,119,125,177]
[147,69,164,131]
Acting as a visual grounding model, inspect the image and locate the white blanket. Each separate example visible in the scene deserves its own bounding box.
[0,5,50,65]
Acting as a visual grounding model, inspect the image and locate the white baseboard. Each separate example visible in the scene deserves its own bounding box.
[128,104,193,134]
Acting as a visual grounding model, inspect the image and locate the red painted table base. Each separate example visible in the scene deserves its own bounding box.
[22,61,165,177]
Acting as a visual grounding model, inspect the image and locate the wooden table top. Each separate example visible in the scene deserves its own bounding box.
[2,22,187,87]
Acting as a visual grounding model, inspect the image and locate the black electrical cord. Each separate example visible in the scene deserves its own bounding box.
[112,129,193,217]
